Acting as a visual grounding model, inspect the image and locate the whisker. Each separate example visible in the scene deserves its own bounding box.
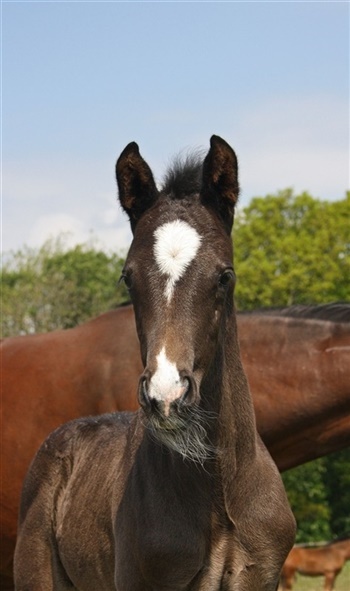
[143,404,219,465]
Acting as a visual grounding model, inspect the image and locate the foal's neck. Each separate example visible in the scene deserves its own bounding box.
[202,311,258,464]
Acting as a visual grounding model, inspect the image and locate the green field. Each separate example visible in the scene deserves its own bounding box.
[280,560,350,590]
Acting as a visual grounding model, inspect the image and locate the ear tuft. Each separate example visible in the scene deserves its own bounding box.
[201,135,239,233]
[116,142,159,233]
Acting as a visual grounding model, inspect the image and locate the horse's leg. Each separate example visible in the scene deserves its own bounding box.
[324,570,338,591]
[13,448,74,589]
[14,521,74,591]
[279,568,295,591]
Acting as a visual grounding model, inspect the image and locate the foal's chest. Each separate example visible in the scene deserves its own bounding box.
[114,480,212,589]
[114,468,243,591]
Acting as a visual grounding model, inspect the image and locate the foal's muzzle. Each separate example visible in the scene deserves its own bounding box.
[138,371,198,418]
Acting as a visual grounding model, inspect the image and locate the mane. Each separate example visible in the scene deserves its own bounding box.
[240,302,350,324]
[161,152,204,199]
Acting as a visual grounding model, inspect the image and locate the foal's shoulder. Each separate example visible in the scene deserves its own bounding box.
[35,411,137,465]
[18,412,140,525]
[33,412,138,472]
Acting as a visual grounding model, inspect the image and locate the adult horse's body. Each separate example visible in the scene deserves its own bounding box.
[280,538,350,590]
[238,305,350,470]
[14,136,295,590]
[2,306,349,589]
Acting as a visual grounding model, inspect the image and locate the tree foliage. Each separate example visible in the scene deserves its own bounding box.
[1,236,129,336]
[282,460,331,543]
[234,189,349,309]
[323,449,350,537]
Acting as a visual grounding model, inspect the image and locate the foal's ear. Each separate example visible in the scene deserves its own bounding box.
[201,135,239,233]
[116,142,159,232]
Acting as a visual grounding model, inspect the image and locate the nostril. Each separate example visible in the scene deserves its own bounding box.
[181,377,190,399]
[179,375,196,406]
[138,376,150,408]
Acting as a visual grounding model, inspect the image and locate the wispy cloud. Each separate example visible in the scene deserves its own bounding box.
[3,95,348,255]
[233,95,349,200]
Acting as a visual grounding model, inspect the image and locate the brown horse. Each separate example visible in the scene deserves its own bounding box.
[280,537,350,590]
[238,304,350,471]
[14,136,296,590]
[1,306,349,590]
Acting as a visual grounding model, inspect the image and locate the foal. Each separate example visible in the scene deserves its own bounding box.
[14,136,295,590]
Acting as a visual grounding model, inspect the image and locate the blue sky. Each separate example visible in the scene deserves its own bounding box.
[2,1,349,255]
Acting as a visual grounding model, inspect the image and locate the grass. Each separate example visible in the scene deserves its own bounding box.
[284,560,350,590]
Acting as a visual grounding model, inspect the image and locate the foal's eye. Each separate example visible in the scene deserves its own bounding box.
[219,269,235,287]
[119,272,133,290]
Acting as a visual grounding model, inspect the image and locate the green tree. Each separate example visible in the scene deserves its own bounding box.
[233,190,349,309]
[282,459,331,543]
[1,236,129,336]
[323,449,350,537]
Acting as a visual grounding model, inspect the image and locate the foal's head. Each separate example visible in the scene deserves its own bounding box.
[116,136,239,459]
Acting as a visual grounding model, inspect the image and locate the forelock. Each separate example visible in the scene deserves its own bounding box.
[161,152,204,199]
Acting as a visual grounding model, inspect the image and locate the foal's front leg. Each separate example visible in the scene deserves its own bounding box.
[14,525,74,591]
[13,434,75,591]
